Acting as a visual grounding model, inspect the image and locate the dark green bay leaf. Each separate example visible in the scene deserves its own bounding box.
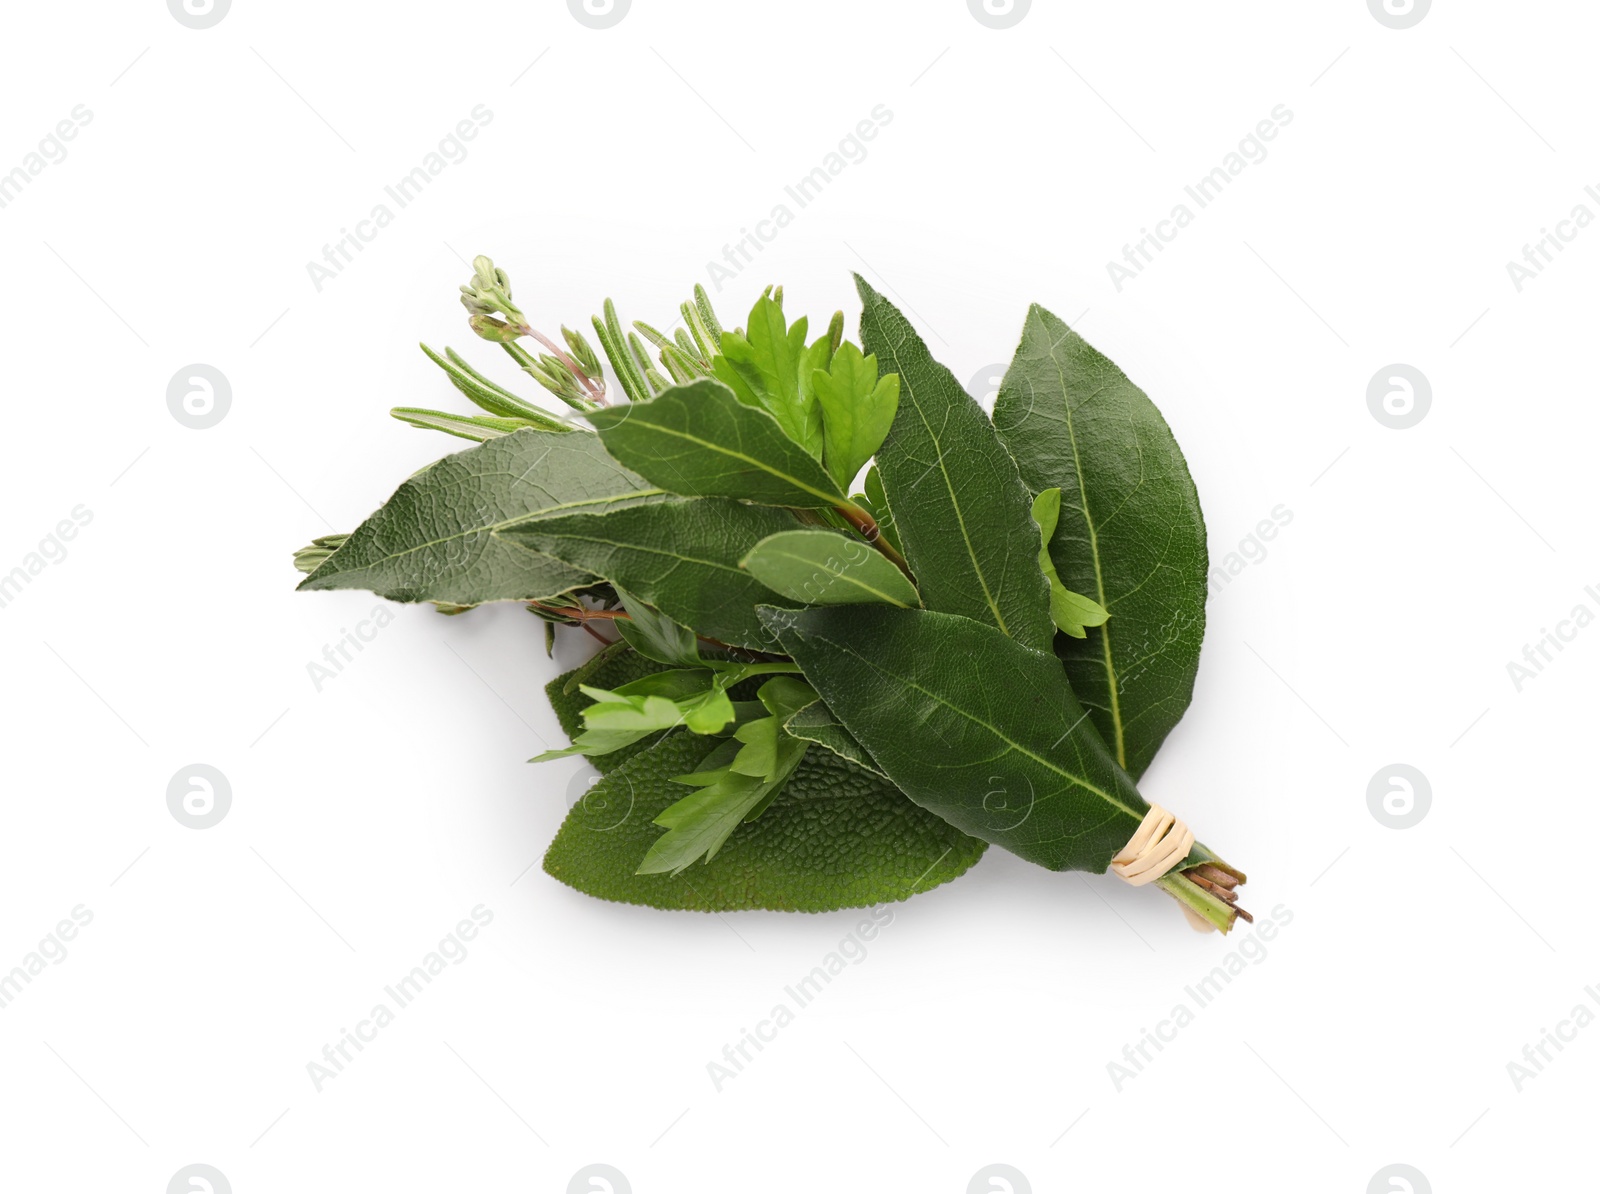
[299,429,663,605]
[855,276,1054,653]
[543,731,987,912]
[993,305,1208,778]
[497,498,804,650]
[763,604,1150,873]
[587,379,846,509]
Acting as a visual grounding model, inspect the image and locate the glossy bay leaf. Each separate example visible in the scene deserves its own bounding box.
[993,305,1207,778]
[741,529,920,608]
[763,604,1154,873]
[586,379,846,509]
[855,276,1054,652]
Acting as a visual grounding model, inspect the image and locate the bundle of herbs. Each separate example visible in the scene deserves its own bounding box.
[294,257,1248,932]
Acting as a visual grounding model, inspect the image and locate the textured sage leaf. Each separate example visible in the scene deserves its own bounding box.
[812,342,900,491]
[993,305,1208,778]
[855,276,1054,653]
[543,732,988,911]
[763,604,1150,873]
[1031,489,1110,639]
[784,701,885,777]
[741,529,920,608]
[496,498,803,650]
[587,379,847,509]
[300,429,663,605]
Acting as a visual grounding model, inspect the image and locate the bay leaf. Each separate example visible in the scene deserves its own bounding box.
[587,379,846,509]
[855,277,1054,652]
[993,305,1207,778]
[763,604,1150,873]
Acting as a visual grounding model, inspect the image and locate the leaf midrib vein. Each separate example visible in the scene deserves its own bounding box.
[876,322,1010,634]
[814,627,1143,824]
[762,547,913,607]
[617,411,842,507]
[318,487,665,577]
[1045,324,1125,767]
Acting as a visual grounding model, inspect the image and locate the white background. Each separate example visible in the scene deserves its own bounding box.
[1,1,1594,1191]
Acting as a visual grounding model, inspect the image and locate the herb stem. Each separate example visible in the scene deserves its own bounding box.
[528,600,788,662]
[836,503,912,579]
[1153,851,1252,933]
[519,326,607,404]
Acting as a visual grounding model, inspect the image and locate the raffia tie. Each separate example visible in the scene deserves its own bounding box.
[1110,805,1194,886]
[1110,805,1213,932]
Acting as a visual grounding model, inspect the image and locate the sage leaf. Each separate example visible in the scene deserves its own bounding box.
[496,497,804,650]
[855,276,1054,652]
[813,342,900,491]
[741,529,920,608]
[762,604,1154,873]
[993,305,1208,778]
[1031,489,1111,638]
[587,379,847,509]
[543,732,987,910]
[300,429,663,605]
